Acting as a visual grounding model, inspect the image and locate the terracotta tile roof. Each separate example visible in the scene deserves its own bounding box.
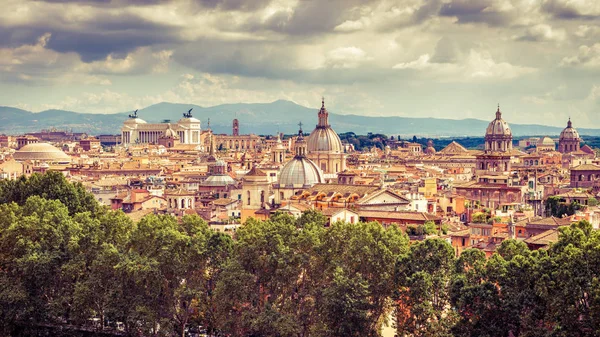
[571,164,600,171]
[524,229,559,247]
[356,189,410,205]
[245,166,266,176]
[321,207,358,216]
[213,198,238,206]
[438,141,469,154]
[305,183,380,197]
[527,216,573,228]
[358,210,441,222]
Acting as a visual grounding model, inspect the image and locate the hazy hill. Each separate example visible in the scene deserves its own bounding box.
[0,100,598,137]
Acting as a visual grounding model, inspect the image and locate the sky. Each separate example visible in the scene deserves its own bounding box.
[1,0,599,128]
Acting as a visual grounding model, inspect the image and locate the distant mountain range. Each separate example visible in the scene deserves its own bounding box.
[0,100,598,138]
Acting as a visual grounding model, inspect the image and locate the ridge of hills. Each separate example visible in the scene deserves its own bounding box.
[0,100,597,137]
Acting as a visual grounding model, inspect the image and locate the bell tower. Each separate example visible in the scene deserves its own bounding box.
[233,119,239,136]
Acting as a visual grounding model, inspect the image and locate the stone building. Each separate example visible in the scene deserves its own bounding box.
[570,164,600,188]
[121,109,202,146]
[241,166,271,222]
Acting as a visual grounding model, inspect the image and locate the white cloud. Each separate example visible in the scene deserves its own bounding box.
[575,25,600,39]
[515,24,566,42]
[322,47,373,69]
[561,44,600,68]
[393,50,536,80]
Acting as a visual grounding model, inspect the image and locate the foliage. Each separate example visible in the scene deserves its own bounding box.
[406,221,438,236]
[471,212,489,223]
[338,132,389,151]
[0,171,100,215]
[545,196,581,217]
[3,173,600,336]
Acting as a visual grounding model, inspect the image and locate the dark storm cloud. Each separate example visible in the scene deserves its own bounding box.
[0,26,45,48]
[376,0,442,32]
[430,36,462,63]
[46,29,175,62]
[246,0,379,35]
[33,0,172,5]
[1,12,180,62]
[192,0,274,11]
[541,0,600,20]
[439,0,513,26]
[174,40,300,79]
[173,39,391,84]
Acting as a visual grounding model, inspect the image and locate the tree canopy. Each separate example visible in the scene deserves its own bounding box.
[1,172,600,337]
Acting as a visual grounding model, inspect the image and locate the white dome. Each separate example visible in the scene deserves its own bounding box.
[163,125,178,138]
[486,108,512,137]
[539,136,555,146]
[560,119,580,141]
[306,98,343,153]
[204,174,236,186]
[278,157,324,187]
[14,143,70,162]
[307,127,343,153]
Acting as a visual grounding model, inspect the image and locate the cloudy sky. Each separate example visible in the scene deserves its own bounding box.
[1,0,599,127]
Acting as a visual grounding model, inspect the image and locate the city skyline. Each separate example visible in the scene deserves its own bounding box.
[1,0,600,127]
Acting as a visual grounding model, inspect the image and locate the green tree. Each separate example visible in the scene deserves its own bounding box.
[395,238,456,336]
[0,171,100,215]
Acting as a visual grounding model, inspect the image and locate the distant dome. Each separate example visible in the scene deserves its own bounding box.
[540,136,555,146]
[560,119,580,141]
[307,99,343,153]
[204,174,236,186]
[14,143,70,162]
[163,126,178,138]
[486,106,512,137]
[425,139,436,154]
[484,105,513,152]
[278,157,324,187]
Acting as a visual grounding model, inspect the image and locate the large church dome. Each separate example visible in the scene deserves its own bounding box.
[486,106,512,137]
[307,128,343,152]
[306,99,343,153]
[278,124,324,187]
[559,118,580,141]
[14,143,70,162]
[278,157,324,187]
